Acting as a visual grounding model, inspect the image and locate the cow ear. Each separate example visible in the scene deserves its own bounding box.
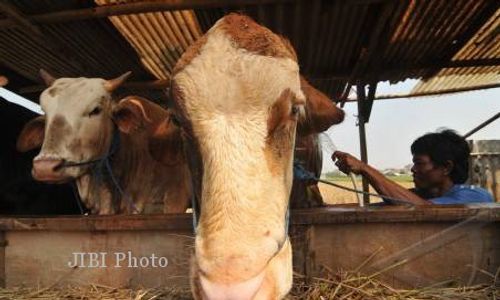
[0,76,8,87]
[104,71,132,92]
[17,116,46,152]
[112,97,151,134]
[149,113,183,165]
[297,76,345,135]
[39,69,56,86]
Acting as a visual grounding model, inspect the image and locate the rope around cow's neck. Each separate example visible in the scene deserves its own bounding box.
[60,128,139,214]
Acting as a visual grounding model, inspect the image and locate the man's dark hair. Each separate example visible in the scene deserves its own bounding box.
[411,129,470,184]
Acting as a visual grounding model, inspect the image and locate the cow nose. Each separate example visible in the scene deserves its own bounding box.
[32,158,64,181]
[199,271,265,300]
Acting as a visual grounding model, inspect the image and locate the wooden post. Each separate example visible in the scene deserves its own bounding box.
[0,232,5,287]
[357,83,370,205]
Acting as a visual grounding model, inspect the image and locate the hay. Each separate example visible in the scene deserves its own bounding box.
[0,285,192,300]
[288,267,500,300]
[0,268,498,300]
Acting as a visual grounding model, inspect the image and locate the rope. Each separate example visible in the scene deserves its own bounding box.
[60,128,139,214]
[70,181,85,215]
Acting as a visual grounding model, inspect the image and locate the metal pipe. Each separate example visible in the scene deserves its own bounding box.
[464,112,500,139]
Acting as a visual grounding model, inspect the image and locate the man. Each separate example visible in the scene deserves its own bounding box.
[332,129,494,205]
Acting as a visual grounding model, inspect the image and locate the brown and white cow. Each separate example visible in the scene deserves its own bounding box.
[169,14,344,299]
[17,71,191,214]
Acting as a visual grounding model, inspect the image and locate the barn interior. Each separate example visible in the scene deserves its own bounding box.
[0,0,499,294]
[0,0,498,213]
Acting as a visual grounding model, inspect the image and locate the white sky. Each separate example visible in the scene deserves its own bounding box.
[0,87,43,115]
[322,80,500,172]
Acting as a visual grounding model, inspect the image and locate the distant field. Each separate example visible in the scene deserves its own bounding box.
[319,176,414,204]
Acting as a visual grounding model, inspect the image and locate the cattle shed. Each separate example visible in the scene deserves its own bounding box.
[0,0,499,295]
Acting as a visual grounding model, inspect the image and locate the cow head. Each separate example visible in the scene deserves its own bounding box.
[113,96,185,166]
[170,14,344,299]
[16,70,134,183]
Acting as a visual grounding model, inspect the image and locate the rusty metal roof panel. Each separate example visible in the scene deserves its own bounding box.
[412,7,500,94]
[95,0,203,80]
[380,0,498,82]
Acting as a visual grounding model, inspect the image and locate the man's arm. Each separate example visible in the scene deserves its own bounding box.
[332,151,431,205]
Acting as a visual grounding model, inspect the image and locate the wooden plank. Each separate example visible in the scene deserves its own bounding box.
[312,221,500,287]
[0,0,296,27]
[0,214,193,231]
[0,205,499,231]
[291,205,500,225]
[3,219,498,289]
[18,79,171,94]
[311,58,500,83]
[5,230,193,288]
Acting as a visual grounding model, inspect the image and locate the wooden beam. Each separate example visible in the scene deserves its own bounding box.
[0,2,42,35]
[338,2,396,106]
[0,206,498,231]
[0,0,295,27]
[378,58,500,81]
[345,82,500,102]
[309,58,500,81]
[18,79,170,94]
[364,82,377,123]
[356,83,370,205]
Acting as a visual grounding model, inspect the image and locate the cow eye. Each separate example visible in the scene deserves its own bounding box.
[88,107,102,117]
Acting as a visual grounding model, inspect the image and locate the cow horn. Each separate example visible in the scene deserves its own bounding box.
[39,69,57,86]
[0,76,8,87]
[104,71,132,92]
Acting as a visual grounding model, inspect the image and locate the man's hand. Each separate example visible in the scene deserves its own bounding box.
[331,151,365,175]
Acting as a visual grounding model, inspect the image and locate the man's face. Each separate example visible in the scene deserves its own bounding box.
[411,154,448,190]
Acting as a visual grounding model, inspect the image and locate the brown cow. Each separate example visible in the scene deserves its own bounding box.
[168,14,344,299]
[290,77,344,208]
[17,71,191,214]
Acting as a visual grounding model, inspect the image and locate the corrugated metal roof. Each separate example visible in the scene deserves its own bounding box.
[0,0,163,102]
[412,7,500,93]
[95,0,203,80]
[0,0,498,103]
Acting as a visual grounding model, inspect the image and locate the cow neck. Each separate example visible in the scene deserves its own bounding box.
[100,128,141,213]
[75,127,139,214]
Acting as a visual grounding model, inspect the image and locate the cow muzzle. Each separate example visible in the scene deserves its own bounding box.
[199,270,266,300]
[32,158,71,183]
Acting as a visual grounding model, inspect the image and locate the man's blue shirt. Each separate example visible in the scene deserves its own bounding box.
[430,185,494,204]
